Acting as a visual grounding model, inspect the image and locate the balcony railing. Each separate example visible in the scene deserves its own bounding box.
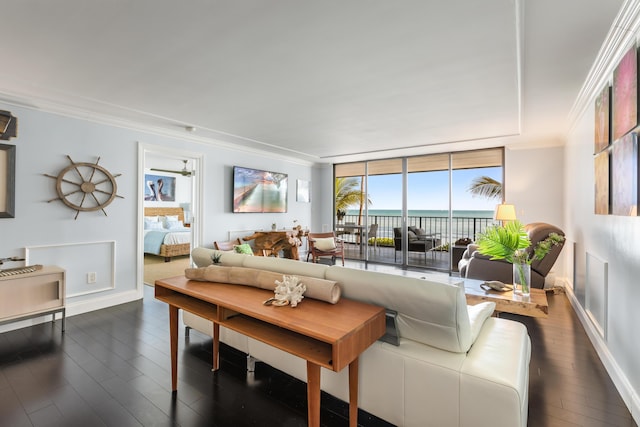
[338,214,496,246]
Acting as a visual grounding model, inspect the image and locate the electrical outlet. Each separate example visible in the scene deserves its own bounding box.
[87,272,97,284]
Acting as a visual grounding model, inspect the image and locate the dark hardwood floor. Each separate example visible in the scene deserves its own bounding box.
[0,280,637,426]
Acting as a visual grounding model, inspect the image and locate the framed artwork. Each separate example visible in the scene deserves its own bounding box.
[594,84,610,153]
[612,45,638,141]
[144,173,176,202]
[611,132,638,216]
[594,150,610,215]
[233,166,288,213]
[296,179,310,202]
[0,143,15,218]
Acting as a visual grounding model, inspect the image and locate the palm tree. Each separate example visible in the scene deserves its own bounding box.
[468,176,502,200]
[335,177,370,222]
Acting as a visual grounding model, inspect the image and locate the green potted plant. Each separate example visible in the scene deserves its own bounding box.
[475,220,564,296]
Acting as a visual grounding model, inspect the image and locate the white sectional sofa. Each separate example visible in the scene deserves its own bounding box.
[183,247,531,427]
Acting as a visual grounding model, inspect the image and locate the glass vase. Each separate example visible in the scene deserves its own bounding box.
[513,262,531,297]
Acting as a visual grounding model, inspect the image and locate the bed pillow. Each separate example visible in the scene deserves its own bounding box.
[234,243,254,255]
[165,220,184,230]
[314,237,336,251]
[161,215,180,227]
[145,221,164,230]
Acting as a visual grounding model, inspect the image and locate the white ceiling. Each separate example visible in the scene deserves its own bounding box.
[0,0,623,163]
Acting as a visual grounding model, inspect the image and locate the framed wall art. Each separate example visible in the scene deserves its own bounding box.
[612,45,638,141]
[144,173,176,202]
[594,150,610,215]
[611,132,638,216]
[594,84,610,153]
[0,143,15,218]
[296,179,310,202]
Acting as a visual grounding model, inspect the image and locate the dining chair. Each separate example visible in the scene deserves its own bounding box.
[366,224,379,250]
[306,232,345,266]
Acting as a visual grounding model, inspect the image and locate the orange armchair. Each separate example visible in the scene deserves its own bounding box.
[306,232,345,266]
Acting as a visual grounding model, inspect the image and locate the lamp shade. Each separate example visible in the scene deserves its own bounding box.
[494,203,517,222]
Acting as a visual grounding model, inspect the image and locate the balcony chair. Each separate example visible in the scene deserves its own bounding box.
[306,232,345,266]
[393,227,436,262]
[458,222,565,289]
[366,223,379,250]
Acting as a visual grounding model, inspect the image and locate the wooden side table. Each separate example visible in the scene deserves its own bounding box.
[0,265,66,331]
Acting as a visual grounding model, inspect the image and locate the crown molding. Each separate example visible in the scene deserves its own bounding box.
[568,0,640,133]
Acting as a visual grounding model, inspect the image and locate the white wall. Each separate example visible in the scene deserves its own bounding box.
[505,146,567,280]
[0,102,313,331]
[566,102,640,419]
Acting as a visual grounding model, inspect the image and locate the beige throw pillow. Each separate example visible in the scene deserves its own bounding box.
[314,237,336,251]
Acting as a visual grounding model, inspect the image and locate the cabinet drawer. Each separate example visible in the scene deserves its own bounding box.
[0,272,64,320]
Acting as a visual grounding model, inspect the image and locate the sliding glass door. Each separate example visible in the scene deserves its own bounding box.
[334,148,503,271]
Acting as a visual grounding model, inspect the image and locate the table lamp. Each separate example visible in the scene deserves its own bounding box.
[494,203,517,225]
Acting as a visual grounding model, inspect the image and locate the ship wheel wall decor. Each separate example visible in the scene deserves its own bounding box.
[45,155,123,219]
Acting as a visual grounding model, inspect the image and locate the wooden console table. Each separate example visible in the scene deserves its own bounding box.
[155,276,385,427]
[0,265,66,331]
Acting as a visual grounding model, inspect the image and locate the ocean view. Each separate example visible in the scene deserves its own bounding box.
[346,209,493,218]
[342,209,495,241]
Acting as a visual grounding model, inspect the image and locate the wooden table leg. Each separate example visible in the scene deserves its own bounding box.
[349,358,359,427]
[212,322,220,371]
[307,361,321,427]
[169,305,178,391]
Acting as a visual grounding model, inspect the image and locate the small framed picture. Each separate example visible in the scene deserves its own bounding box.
[0,143,16,218]
[296,179,310,202]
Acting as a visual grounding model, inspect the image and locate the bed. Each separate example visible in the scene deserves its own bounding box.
[144,207,191,262]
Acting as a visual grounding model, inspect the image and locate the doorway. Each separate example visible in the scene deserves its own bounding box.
[137,143,203,295]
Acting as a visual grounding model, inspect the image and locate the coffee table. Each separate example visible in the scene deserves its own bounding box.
[463,278,549,318]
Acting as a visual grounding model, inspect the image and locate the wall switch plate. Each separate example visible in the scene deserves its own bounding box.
[87,272,97,284]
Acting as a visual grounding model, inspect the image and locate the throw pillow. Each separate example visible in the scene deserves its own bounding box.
[314,237,336,251]
[234,243,254,255]
[408,230,417,241]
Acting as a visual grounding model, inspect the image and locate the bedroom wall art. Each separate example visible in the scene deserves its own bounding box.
[611,132,638,216]
[144,173,176,202]
[612,45,638,141]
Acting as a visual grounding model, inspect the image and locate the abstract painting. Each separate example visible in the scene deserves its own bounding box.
[612,45,638,141]
[594,150,609,215]
[611,132,638,216]
[594,85,610,153]
[296,179,310,202]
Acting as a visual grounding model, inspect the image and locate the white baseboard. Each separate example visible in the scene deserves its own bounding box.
[563,284,639,425]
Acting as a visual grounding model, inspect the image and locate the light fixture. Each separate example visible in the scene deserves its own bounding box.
[494,203,517,225]
[0,110,17,140]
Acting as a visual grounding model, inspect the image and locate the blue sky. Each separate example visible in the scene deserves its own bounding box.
[365,167,502,211]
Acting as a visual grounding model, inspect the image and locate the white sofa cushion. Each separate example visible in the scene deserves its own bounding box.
[467,301,497,343]
[325,266,475,353]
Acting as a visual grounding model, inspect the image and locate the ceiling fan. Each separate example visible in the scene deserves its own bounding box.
[150,160,194,177]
